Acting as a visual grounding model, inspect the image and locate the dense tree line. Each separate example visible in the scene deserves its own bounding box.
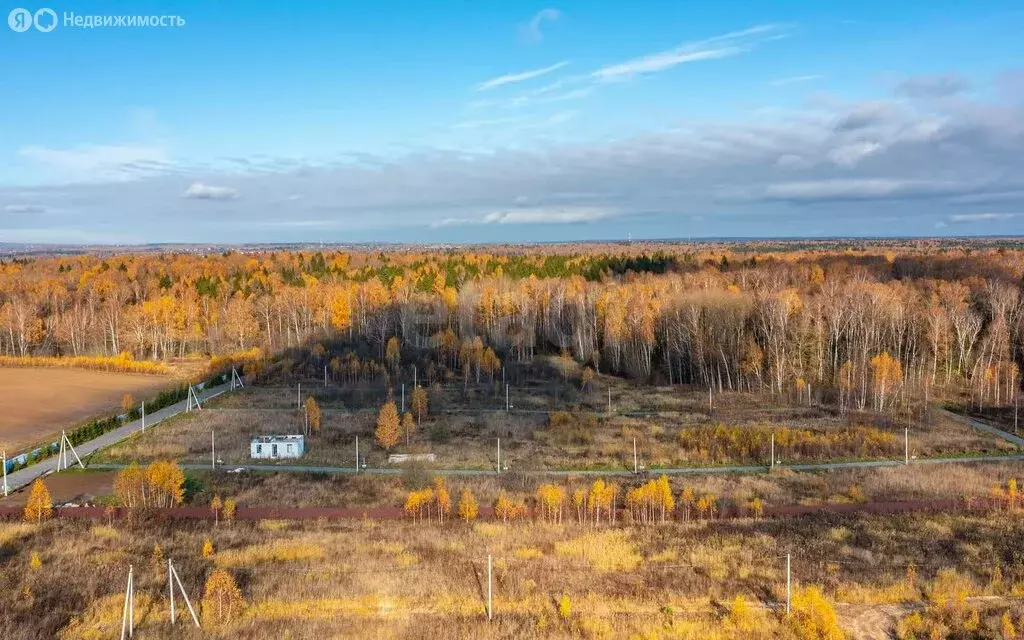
[2,245,1024,408]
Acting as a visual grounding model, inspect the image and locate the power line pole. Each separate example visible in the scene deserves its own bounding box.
[168,560,200,627]
[786,553,791,615]
[120,564,134,640]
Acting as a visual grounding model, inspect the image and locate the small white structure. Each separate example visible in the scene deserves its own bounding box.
[250,435,305,460]
[387,453,436,465]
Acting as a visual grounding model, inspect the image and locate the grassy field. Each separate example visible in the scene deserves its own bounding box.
[93,365,1014,472]
[3,511,1024,638]
[0,368,174,454]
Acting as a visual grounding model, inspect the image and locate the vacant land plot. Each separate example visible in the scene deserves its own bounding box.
[0,368,172,454]
[95,369,1013,471]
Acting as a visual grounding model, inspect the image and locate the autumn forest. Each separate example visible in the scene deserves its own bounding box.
[2,241,1023,413]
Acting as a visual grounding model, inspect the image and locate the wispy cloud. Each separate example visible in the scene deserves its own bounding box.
[520,8,561,44]
[433,206,618,227]
[896,73,971,98]
[475,61,570,91]
[769,74,823,86]
[4,204,46,213]
[183,182,238,200]
[948,212,1016,223]
[19,144,170,182]
[592,24,787,82]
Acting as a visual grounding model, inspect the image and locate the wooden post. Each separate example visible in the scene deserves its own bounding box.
[168,559,175,624]
[121,565,134,640]
[786,553,791,615]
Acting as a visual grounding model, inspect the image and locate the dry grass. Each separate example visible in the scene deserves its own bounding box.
[3,510,1024,638]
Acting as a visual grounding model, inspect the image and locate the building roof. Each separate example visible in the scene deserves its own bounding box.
[251,435,304,444]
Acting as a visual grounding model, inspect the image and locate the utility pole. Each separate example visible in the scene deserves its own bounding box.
[786,553,791,615]
[487,554,493,621]
[168,560,200,627]
[633,438,638,474]
[904,427,909,465]
[120,565,134,640]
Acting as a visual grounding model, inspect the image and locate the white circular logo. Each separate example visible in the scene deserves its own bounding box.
[8,7,32,32]
[33,8,57,32]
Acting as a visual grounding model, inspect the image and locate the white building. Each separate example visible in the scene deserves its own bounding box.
[250,435,305,460]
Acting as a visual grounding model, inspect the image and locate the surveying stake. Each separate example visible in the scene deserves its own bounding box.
[186,385,203,412]
[55,430,85,471]
[120,565,134,640]
[168,560,201,627]
[229,366,245,391]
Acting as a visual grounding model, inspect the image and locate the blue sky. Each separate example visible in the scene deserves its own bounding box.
[1,1,1023,243]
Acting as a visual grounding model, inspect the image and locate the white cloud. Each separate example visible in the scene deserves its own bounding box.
[475,61,570,91]
[827,141,882,166]
[183,182,238,200]
[948,213,1016,223]
[434,206,618,227]
[592,24,786,82]
[520,8,561,43]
